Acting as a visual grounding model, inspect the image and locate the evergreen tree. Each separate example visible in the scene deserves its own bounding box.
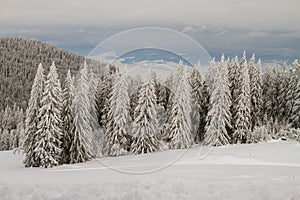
[88,67,101,157]
[164,63,193,149]
[233,59,251,143]
[262,66,279,122]
[23,63,45,167]
[287,60,300,128]
[189,65,204,142]
[95,65,116,127]
[0,129,10,150]
[61,70,75,164]
[104,70,131,156]
[131,70,160,154]
[34,62,63,168]
[204,57,231,146]
[277,63,289,123]
[70,62,93,163]
[229,56,242,121]
[249,55,263,129]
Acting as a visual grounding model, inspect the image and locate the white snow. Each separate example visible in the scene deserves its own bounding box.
[1,140,300,199]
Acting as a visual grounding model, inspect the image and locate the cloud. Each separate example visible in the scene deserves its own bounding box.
[0,0,300,32]
[182,26,197,33]
[247,31,270,37]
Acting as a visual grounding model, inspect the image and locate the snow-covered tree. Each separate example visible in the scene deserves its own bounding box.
[16,113,25,151]
[0,129,10,150]
[95,65,117,127]
[88,68,102,157]
[262,66,279,123]
[104,69,131,156]
[131,70,160,154]
[277,63,289,123]
[70,62,93,163]
[189,63,208,142]
[189,67,201,142]
[164,63,193,149]
[233,59,251,143]
[34,62,63,168]
[287,60,300,128]
[61,70,75,164]
[249,55,263,129]
[229,55,242,127]
[23,63,45,167]
[204,55,232,146]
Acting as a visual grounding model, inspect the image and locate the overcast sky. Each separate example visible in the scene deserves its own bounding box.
[1,0,300,63]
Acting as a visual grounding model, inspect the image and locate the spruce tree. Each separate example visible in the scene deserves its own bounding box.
[104,70,131,156]
[164,63,193,149]
[277,63,289,123]
[287,60,300,128]
[95,65,116,127]
[34,62,63,168]
[228,55,241,133]
[233,59,251,143]
[88,68,101,157]
[131,70,160,154]
[262,66,278,122]
[189,66,203,142]
[23,63,45,167]
[70,62,93,163]
[249,55,263,129]
[61,70,75,164]
[204,56,231,146]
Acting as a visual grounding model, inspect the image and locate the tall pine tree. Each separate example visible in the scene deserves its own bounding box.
[34,62,63,168]
[70,62,93,163]
[204,55,232,146]
[233,59,251,143]
[104,69,131,156]
[131,70,160,154]
[249,55,263,129]
[61,69,75,164]
[23,63,45,167]
[164,62,193,149]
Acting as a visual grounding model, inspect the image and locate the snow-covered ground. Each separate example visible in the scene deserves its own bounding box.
[1,140,300,199]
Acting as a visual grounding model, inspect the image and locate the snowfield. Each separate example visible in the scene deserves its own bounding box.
[1,140,300,200]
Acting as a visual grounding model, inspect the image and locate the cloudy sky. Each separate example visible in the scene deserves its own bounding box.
[1,0,299,63]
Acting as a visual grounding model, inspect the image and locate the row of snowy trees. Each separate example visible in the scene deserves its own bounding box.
[21,52,300,167]
[0,105,25,151]
[204,52,300,145]
[22,61,99,167]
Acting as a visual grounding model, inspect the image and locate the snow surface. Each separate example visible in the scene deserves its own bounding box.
[1,140,300,199]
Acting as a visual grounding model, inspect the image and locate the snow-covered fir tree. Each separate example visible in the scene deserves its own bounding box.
[277,63,289,123]
[104,69,131,156]
[61,70,75,164]
[287,60,300,128]
[34,62,63,168]
[131,70,160,154]
[0,129,10,150]
[70,62,93,163]
[229,55,242,129]
[23,63,45,167]
[249,55,263,129]
[204,55,232,146]
[189,64,205,142]
[95,65,116,127]
[262,66,278,123]
[164,62,193,149]
[233,59,251,144]
[88,67,102,157]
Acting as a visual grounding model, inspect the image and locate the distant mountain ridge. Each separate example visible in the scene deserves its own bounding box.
[0,37,86,110]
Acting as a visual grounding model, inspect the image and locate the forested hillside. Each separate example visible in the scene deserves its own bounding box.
[0,37,85,110]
